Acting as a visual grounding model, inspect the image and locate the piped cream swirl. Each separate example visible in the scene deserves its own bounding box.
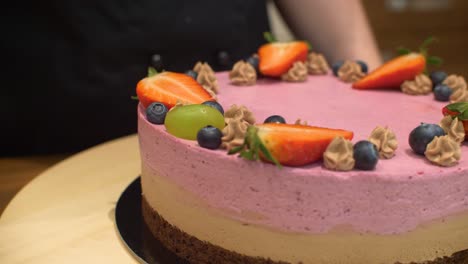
[194,62,219,96]
[368,126,398,159]
[439,115,465,144]
[229,61,257,86]
[401,74,432,95]
[337,61,365,83]
[306,52,330,75]
[323,137,355,171]
[294,118,308,126]
[450,85,468,103]
[444,75,467,92]
[221,105,256,150]
[281,61,308,82]
[425,135,461,167]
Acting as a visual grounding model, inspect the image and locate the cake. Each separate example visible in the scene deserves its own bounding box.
[137,42,468,263]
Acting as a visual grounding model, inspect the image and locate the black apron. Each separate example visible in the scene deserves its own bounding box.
[3,1,269,155]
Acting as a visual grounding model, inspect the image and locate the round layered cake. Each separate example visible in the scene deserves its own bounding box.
[138,72,468,264]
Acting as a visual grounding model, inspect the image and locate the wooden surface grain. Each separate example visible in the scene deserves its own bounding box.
[0,154,70,216]
[0,135,140,264]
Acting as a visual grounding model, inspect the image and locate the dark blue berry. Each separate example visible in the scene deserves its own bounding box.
[202,101,224,115]
[430,71,448,87]
[185,70,198,80]
[353,141,379,170]
[332,61,344,77]
[356,60,368,73]
[150,54,164,72]
[264,115,286,124]
[433,84,452,102]
[409,123,446,155]
[197,126,222,150]
[246,56,260,73]
[146,102,168,124]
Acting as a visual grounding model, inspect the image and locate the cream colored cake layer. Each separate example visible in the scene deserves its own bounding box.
[141,165,468,264]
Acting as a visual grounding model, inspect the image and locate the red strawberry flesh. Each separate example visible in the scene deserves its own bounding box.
[136,72,214,109]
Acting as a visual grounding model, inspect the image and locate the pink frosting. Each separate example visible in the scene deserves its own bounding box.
[138,72,468,234]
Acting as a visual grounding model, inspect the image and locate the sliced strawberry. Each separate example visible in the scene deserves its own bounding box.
[229,123,353,167]
[442,103,468,140]
[352,53,426,89]
[136,71,214,109]
[442,106,459,117]
[258,41,309,77]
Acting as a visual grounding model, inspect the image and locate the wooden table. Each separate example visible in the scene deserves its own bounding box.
[0,135,140,263]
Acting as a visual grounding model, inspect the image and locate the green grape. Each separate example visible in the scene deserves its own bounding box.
[165,104,225,140]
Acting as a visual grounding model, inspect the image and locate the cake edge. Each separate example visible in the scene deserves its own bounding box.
[142,195,468,264]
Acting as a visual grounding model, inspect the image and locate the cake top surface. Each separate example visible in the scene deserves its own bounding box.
[139,71,468,180]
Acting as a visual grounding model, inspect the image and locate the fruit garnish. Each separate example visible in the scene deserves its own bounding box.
[442,102,468,139]
[444,102,468,118]
[409,123,446,155]
[353,141,379,170]
[258,32,309,77]
[264,115,286,124]
[164,104,225,140]
[229,123,354,167]
[197,126,223,150]
[150,54,164,72]
[353,37,442,90]
[331,61,344,77]
[246,55,260,74]
[202,101,224,115]
[146,102,168,125]
[185,70,198,80]
[433,84,452,102]
[136,70,214,109]
[356,60,368,74]
[430,71,448,87]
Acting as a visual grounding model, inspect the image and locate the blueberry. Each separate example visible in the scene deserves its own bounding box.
[264,115,286,124]
[202,101,224,115]
[197,126,223,150]
[430,71,448,87]
[332,60,344,76]
[246,56,259,73]
[150,54,164,72]
[433,84,452,102]
[185,70,198,80]
[356,60,368,73]
[146,102,168,124]
[409,123,446,155]
[353,141,379,170]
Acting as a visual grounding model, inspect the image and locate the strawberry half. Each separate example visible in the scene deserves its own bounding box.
[352,53,426,89]
[442,102,468,140]
[136,71,214,109]
[353,37,442,90]
[258,41,309,77]
[229,123,354,167]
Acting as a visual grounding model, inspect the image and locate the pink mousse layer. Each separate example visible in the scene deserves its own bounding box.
[138,72,468,235]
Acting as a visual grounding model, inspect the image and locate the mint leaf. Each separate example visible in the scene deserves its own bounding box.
[427,56,443,66]
[397,47,411,55]
[420,36,437,51]
[228,145,244,155]
[457,110,468,120]
[148,67,158,77]
[258,143,282,168]
[240,150,255,160]
[263,31,277,43]
[447,102,468,113]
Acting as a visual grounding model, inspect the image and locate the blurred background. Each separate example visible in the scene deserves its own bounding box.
[269,0,468,75]
[1,0,468,214]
